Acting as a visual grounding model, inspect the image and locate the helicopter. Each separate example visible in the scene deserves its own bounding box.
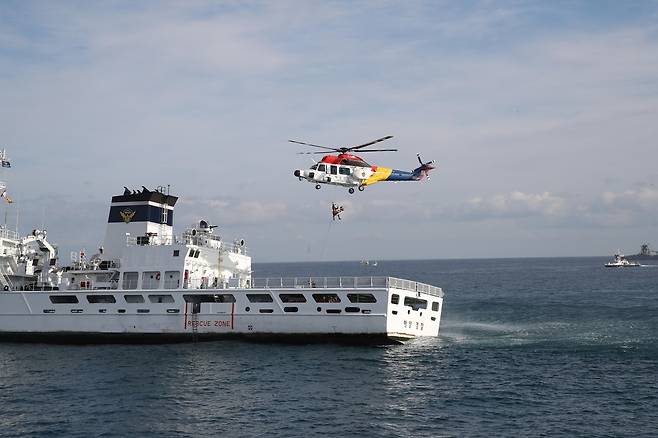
[291,136,436,194]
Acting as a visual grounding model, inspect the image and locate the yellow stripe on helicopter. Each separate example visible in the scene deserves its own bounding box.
[363,167,393,186]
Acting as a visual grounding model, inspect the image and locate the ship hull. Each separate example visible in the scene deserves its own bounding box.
[0,281,443,345]
[0,331,402,345]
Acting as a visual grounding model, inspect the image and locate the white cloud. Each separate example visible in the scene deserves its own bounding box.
[459,191,568,220]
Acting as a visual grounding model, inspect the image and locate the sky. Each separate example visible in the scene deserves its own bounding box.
[1,0,658,262]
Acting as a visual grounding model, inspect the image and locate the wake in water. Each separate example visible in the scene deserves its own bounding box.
[438,318,654,352]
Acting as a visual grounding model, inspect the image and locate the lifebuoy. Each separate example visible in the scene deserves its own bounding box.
[155,272,161,281]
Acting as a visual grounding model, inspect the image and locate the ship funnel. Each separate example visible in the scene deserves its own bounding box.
[101,187,178,260]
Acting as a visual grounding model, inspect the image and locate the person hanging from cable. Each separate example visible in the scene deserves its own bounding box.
[0,183,12,204]
[331,202,344,221]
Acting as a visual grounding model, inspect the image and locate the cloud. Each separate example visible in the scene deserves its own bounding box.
[178,198,288,226]
[457,191,568,220]
[601,187,658,212]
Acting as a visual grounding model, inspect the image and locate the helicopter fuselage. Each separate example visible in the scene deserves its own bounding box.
[293,153,434,194]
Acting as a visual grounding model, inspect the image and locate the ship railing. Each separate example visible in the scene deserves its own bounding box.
[0,228,19,240]
[124,235,247,255]
[251,276,443,298]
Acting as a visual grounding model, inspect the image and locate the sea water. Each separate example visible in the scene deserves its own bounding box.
[1,257,657,437]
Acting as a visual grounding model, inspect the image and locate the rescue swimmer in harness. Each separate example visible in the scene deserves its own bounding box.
[331,203,344,221]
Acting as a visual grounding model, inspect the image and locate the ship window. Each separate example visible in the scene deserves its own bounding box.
[347,293,376,303]
[345,307,360,313]
[118,309,126,313]
[173,250,180,257]
[283,307,298,312]
[50,295,79,304]
[279,293,307,303]
[43,309,55,313]
[404,296,427,310]
[137,309,150,313]
[326,308,341,314]
[99,309,107,313]
[124,294,145,303]
[71,309,83,313]
[431,316,436,321]
[330,165,338,175]
[167,309,180,313]
[148,294,174,304]
[318,164,326,172]
[339,167,351,175]
[188,249,195,257]
[142,272,161,290]
[122,272,138,290]
[164,271,180,289]
[136,236,150,246]
[312,293,341,303]
[432,302,439,312]
[391,294,399,304]
[87,295,116,304]
[259,308,274,313]
[362,309,371,314]
[392,310,398,315]
[183,294,235,303]
[194,250,200,258]
[247,293,273,303]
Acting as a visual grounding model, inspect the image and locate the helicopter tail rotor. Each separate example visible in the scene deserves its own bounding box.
[413,154,436,181]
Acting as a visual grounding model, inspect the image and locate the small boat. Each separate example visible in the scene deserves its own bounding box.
[604,253,641,268]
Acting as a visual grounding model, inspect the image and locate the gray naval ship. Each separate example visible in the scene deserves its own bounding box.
[626,244,658,262]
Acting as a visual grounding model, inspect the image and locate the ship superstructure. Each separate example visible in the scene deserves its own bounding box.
[0,182,444,344]
[0,149,61,292]
[626,244,658,262]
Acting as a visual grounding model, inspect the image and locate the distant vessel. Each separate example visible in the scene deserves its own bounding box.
[604,253,641,268]
[625,244,658,262]
[360,260,378,267]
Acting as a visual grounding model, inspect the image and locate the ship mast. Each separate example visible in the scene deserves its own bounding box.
[0,148,14,228]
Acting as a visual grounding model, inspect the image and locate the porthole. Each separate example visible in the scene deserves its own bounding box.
[245,306,250,312]
[316,307,322,312]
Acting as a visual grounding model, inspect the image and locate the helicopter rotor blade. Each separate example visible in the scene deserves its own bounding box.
[296,151,333,155]
[352,148,398,153]
[349,135,394,150]
[288,140,337,151]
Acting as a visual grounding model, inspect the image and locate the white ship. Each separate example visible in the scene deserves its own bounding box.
[604,252,641,268]
[0,165,444,344]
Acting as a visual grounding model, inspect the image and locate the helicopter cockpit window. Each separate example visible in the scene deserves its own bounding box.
[330,165,338,175]
[339,167,351,175]
[318,164,326,172]
[310,164,318,170]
